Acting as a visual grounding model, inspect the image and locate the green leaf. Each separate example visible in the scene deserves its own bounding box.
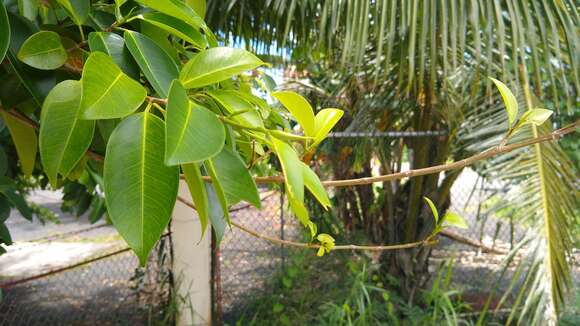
[135,0,206,30]
[312,108,343,147]
[206,90,263,128]
[0,111,37,176]
[272,91,316,136]
[80,52,147,120]
[56,0,89,25]
[204,159,230,224]
[17,31,67,70]
[441,211,468,229]
[0,177,32,221]
[88,32,140,80]
[104,112,179,265]
[271,138,310,225]
[134,12,206,49]
[186,0,206,18]
[18,0,39,22]
[179,47,264,89]
[182,163,209,237]
[516,109,553,128]
[6,12,55,106]
[165,80,225,165]
[0,223,12,245]
[124,31,179,98]
[489,77,518,128]
[210,147,260,208]
[423,196,439,224]
[39,80,95,187]
[301,162,330,209]
[205,181,226,245]
[0,2,9,63]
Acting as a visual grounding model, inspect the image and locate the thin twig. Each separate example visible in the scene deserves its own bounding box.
[0,105,577,187]
[146,96,168,105]
[176,195,437,251]
[202,120,579,187]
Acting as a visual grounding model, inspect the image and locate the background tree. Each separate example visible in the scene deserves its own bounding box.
[205,0,579,323]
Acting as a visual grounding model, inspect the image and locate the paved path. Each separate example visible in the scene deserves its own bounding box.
[0,190,122,282]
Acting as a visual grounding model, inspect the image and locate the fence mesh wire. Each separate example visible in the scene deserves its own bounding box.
[216,169,579,321]
[0,233,173,326]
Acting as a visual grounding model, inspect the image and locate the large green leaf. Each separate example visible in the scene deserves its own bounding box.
[133,12,206,49]
[88,32,140,80]
[186,0,206,18]
[205,181,226,245]
[179,47,264,89]
[56,0,89,25]
[182,163,209,237]
[165,80,225,165]
[104,112,179,265]
[39,80,95,187]
[0,111,37,176]
[204,160,230,224]
[210,147,260,207]
[0,2,9,63]
[272,91,316,136]
[17,31,67,70]
[124,31,179,98]
[80,52,147,119]
[135,0,206,30]
[206,90,263,128]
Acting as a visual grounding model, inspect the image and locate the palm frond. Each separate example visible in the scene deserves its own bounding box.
[460,88,578,323]
[207,0,579,111]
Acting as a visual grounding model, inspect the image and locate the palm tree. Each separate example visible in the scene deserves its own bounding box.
[205,1,578,323]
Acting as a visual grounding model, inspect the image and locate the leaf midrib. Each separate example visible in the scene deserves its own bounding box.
[140,113,148,256]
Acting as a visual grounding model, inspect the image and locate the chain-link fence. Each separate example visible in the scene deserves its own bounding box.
[0,224,174,326]
[215,169,579,322]
[216,189,301,322]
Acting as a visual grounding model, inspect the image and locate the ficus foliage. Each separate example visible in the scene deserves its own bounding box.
[0,0,343,265]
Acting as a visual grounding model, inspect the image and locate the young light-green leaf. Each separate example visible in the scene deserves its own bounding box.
[88,32,140,80]
[182,163,209,237]
[210,147,261,208]
[302,162,331,210]
[17,31,67,70]
[272,91,316,136]
[423,196,439,224]
[179,47,264,89]
[39,80,95,187]
[134,12,206,49]
[442,211,468,229]
[517,108,553,127]
[0,111,37,176]
[312,108,344,147]
[489,77,518,128]
[80,52,147,119]
[0,2,10,63]
[271,138,310,225]
[56,0,89,25]
[104,112,179,265]
[165,80,225,165]
[124,31,179,98]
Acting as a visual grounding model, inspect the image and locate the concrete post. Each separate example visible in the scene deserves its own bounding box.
[172,181,212,325]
